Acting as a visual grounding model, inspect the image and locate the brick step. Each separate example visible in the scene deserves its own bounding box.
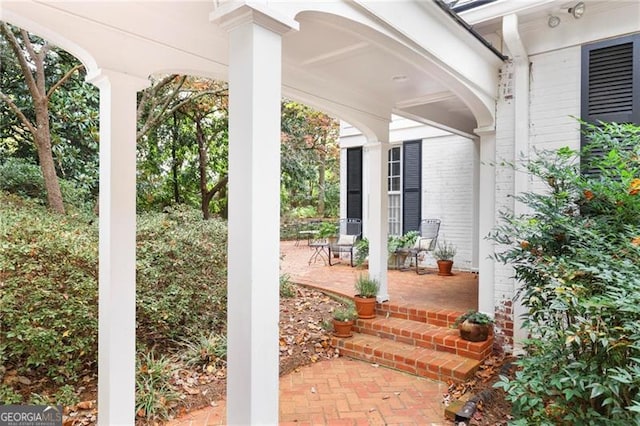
[375,302,463,328]
[353,316,493,361]
[331,333,482,383]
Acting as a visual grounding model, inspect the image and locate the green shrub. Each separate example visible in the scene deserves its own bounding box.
[136,205,227,348]
[0,193,98,382]
[180,333,227,371]
[491,122,640,423]
[0,158,92,209]
[0,194,228,387]
[279,274,296,298]
[135,352,180,421]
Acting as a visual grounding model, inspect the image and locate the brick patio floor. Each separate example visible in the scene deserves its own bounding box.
[168,241,478,425]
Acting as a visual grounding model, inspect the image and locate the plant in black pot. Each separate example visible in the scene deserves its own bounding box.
[433,240,456,276]
[353,275,379,319]
[332,303,358,337]
[453,309,493,342]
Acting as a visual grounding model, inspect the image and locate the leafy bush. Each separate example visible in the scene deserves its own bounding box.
[0,193,99,382]
[180,333,227,371]
[0,157,92,209]
[135,352,180,421]
[0,194,228,388]
[491,122,640,423]
[279,274,296,298]
[136,205,227,348]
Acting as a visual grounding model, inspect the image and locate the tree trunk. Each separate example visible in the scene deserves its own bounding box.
[34,102,65,214]
[171,112,180,204]
[317,160,326,217]
[195,119,210,219]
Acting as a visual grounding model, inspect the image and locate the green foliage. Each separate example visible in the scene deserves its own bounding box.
[353,231,420,267]
[0,384,24,404]
[332,303,358,322]
[136,205,228,348]
[0,158,92,209]
[354,275,379,298]
[354,238,369,267]
[279,274,296,298]
[0,193,228,388]
[0,193,98,382]
[433,240,456,261]
[53,384,80,407]
[180,333,227,371]
[453,310,493,327]
[316,221,338,239]
[135,352,180,422]
[490,121,640,423]
[387,230,419,253]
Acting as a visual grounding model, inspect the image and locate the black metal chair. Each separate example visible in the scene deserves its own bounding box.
[410,219,441,275]
[328,218,361,267]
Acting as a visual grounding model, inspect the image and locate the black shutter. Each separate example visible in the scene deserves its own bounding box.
[402,140,421,234]
[581,34,639,172]
[581,35,638,126]
[346,147,362,221]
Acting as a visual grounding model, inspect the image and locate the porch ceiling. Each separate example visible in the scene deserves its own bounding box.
[1,0,503,135]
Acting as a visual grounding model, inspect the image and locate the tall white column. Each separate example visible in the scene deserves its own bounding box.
[87,69,148,426]
[365,138,390,302]
[211,4,297,425]
[476,127,496,315]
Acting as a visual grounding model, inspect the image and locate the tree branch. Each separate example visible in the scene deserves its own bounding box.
[46,63,84,99]
[0,23,39,98]
[0,90,37,135]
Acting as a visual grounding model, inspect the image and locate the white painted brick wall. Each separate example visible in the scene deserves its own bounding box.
[422,135,475,271]
[492,46,582,304]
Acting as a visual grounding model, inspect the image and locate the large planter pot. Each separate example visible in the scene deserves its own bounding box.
[459,319,490,342]
[333,319,354,337]
[353,295,376,319]
[437,260,453,276]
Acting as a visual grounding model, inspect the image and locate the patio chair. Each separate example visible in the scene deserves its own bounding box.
[410,218,441,275]
[328,218,362,267]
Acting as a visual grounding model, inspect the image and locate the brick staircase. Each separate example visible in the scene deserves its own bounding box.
[331,301,493,383]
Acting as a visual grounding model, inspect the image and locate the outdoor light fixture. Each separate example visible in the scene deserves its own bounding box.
[548,15,561,28]
[568,1,586,19]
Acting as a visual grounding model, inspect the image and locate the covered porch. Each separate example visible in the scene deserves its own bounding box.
[280,240,478,314]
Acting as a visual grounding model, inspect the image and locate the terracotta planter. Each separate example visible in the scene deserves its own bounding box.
[353,295,376,319]
[459,319,490,342]
[333,319,354,337]
[437,259,453,276]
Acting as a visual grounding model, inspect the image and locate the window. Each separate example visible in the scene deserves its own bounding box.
[387,141,422,235]
[388,146,401,235]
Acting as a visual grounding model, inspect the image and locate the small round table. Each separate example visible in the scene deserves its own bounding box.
[308,241,329,265]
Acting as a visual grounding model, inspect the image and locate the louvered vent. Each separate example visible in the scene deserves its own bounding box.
[587,42,633,116]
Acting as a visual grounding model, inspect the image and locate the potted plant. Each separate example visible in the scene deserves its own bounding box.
[353,275,379,319]
[317,221,338,240]
[453,309,493,342]
[388,230,419,269]
[433,240,456,276]
[332,303,358,337]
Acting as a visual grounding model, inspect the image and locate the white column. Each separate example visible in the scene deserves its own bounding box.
[211,4,297,425]
[87,69,149,426]
[476,127,496,315]
[365,138,390,302]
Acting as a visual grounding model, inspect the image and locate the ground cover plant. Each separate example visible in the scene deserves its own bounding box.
[491,122,640,424]
[0,192,227,415]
